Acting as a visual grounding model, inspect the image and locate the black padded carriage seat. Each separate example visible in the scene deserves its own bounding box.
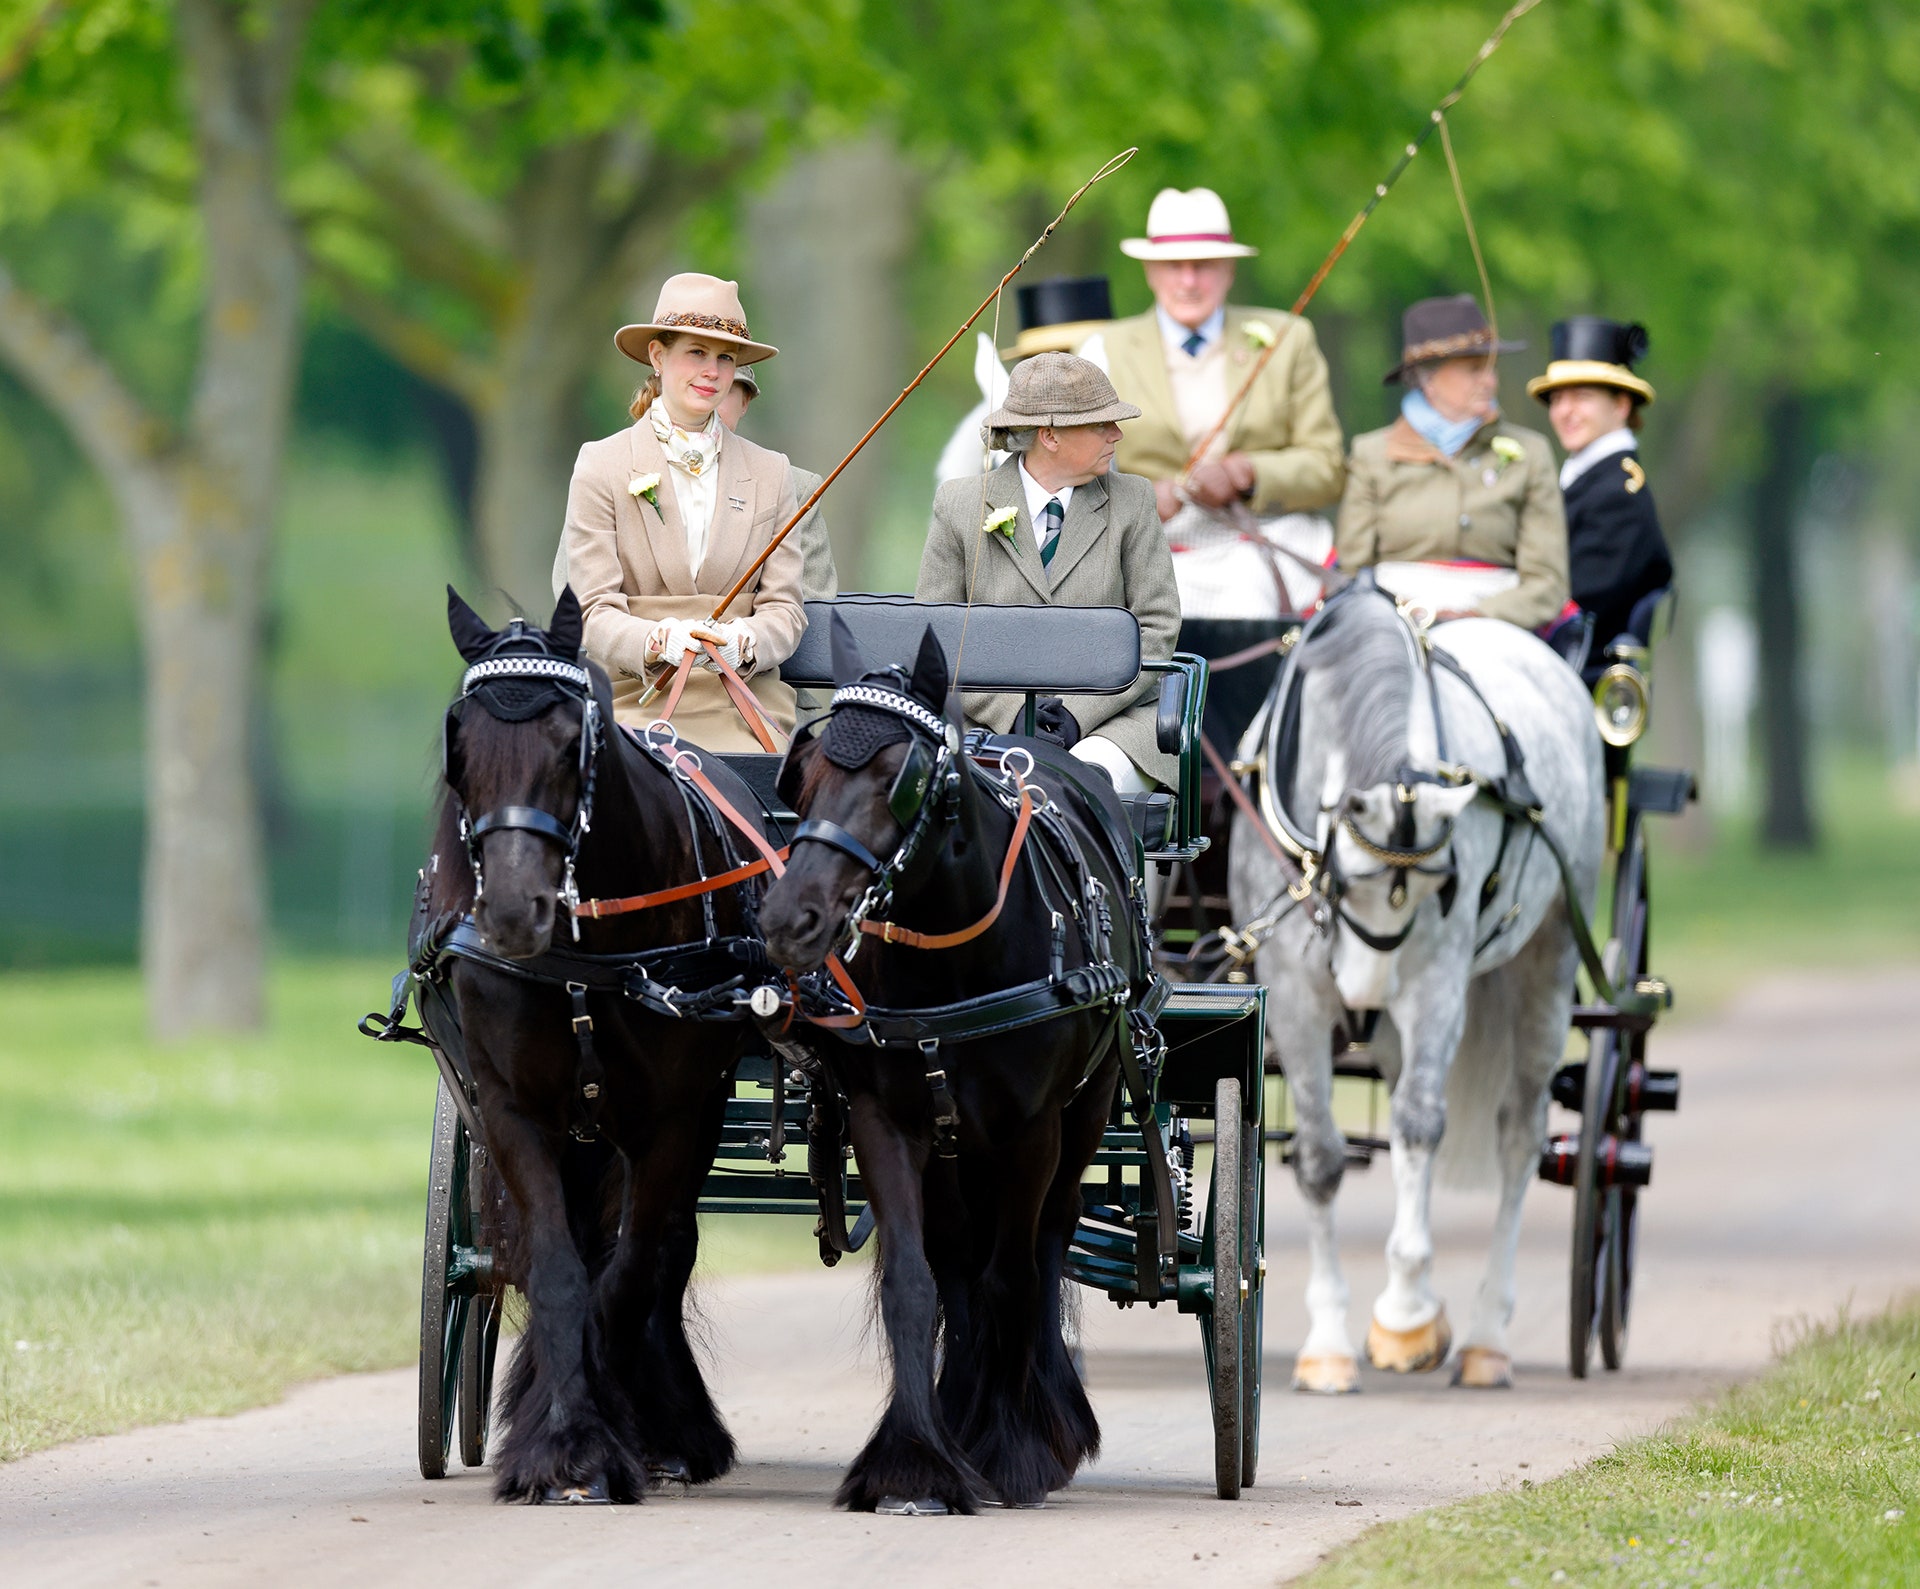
[720,596,1198,857]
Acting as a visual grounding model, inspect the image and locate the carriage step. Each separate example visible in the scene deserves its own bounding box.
[1538,1133,1653,1188]
[1549,1062,1680,1114]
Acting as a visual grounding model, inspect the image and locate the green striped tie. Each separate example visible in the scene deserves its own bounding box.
[1040,497,1063,568]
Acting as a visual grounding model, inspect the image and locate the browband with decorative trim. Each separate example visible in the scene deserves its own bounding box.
[659,310,751,339]
[828,682,949,739]
[461,655,592,695]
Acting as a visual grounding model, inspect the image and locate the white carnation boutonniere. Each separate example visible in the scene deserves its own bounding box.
[628,473,663,515]
[1242,318,1277,351]
[1489,435,1525,472]
[984,505,1020,541]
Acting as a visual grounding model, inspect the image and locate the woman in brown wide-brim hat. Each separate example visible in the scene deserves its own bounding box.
[560,272,805,750]
[1334,294,1569,630]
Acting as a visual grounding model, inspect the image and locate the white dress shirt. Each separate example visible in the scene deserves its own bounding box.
[650,407,723,574]
[1017,459,1074,553]
[1559,426,1636,490]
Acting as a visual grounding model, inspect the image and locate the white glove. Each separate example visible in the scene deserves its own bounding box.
[690,620,753,675]
[643,618,705,674]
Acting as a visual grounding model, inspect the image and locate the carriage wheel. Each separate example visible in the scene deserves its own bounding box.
[1239,1107,1264,1489]
[1209,1075,1244,1500]
[1601,820,1651,1371]
[1567,1032,1616,1380]
[457,1135,501,1467]
[419,1077,472,1480]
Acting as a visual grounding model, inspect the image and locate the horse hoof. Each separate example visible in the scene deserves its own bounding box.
[1292,1353,1361,1394]
[1451,1346,1514,1389]
[647,1458,693,1488]
[876,1495,952,1516]
[540,1479,612,1505]
[1365,1310,1452,1374]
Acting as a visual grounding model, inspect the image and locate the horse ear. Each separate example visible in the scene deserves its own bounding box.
[548,585,583,659]
[908,624,950,709]
[829,609,867,687]
[447,586,495,663]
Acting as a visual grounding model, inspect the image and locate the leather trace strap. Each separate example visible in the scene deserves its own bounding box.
[577,850,787,919]
[857,779,1035,950]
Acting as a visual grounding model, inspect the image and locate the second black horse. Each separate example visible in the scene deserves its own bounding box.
[761,618,1159,1513]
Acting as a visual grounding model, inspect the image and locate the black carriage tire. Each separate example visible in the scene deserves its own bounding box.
[459,1292,500,1468]
[419,1078,470,1481]
[1601,821,1650,1371]
[1239,1109,1263,1489]
[1211,1074,1244,1501]
[1568,1030,1612,1381]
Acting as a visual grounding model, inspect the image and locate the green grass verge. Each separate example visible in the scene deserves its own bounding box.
[1298,1301,1920,1587]
[0,959,834,1463]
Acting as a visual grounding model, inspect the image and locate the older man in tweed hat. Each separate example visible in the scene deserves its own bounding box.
[917,351,1181,795]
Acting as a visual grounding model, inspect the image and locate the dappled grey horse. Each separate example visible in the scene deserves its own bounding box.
[1228,583,1604,1391]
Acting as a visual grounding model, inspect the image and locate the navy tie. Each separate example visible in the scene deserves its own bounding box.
[1182,330,1206,358]
[1040,497,1064,567]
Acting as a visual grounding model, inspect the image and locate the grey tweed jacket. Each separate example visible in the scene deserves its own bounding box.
[916,457,1180,788]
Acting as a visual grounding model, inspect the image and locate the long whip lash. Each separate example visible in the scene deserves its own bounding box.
[1178,0,1543,480]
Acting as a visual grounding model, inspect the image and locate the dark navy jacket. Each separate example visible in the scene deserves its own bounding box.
[1564,448,1673,648]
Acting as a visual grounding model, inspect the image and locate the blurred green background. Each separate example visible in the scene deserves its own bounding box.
[2,0,1918,1461]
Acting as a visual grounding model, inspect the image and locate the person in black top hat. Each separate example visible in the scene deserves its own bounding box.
[1004,274,1114,360]
[1527,317,1673,652]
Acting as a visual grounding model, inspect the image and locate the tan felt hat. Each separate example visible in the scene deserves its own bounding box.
[615,273,777,366]
[982,352,1141,444]
[1120,187,1258,261]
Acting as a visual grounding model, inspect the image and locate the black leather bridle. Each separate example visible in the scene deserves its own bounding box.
[444,622,603,937]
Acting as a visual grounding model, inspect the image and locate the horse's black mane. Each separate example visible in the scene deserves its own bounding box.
[1299,590,1413,790]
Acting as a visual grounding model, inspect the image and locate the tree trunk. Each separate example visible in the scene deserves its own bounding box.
[745,137,920,584]
[0,1,309,1035]
[1749,389,1818,849]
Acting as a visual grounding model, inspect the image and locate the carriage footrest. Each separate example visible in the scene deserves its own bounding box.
[1628,766,1696,815]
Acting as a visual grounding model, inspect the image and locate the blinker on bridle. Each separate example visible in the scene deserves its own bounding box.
[446,622,603,939]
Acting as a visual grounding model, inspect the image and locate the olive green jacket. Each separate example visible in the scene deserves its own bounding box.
[916,459,1180,788]
[1103,305,1346,514]
[1335,416,1569,630]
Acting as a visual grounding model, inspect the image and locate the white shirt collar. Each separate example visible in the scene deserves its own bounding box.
[1157,304,1226,356]
[1560,427,1636,490]
[1018,457,1074,551]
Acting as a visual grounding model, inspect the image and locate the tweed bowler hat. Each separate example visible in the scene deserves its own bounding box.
[615,273,777,366]
[1383,294,1524,385]
[981,352,1141,446]
[1526,316,1655,405]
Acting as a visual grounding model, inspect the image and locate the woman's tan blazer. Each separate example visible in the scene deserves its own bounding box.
[916,458,1181,788]
[563,418,805,750]
[1335,416,1569,630]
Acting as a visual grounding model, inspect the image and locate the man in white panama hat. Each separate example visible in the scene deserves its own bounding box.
[1103,186,1345,623]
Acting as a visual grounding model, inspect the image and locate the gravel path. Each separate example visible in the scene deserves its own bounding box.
[3,969,1915,1587]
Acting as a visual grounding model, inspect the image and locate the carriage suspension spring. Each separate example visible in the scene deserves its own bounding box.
[1167,1117,1196,1234]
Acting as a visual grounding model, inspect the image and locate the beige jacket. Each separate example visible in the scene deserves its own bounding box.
[1104,305,1346,513]
[1335,416,1569,630]
[916,459,1181,788]
[562,419,805,749]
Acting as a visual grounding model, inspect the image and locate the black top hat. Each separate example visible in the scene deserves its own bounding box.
[1527,317,1655,405]
[1005,275,1114,359]
[1383,294,1525,384]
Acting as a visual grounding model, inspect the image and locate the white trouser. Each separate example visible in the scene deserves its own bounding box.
[1070,734,1170,919]
[1070,733,1152,794]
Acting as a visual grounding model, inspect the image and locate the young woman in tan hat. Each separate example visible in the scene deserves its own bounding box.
[560,272,805,749]
[916,351,1180,795]
[1336,294,1570,630]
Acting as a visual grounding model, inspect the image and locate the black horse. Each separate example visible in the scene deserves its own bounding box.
[427,587,774,1503]
[761,619,1156,1513]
